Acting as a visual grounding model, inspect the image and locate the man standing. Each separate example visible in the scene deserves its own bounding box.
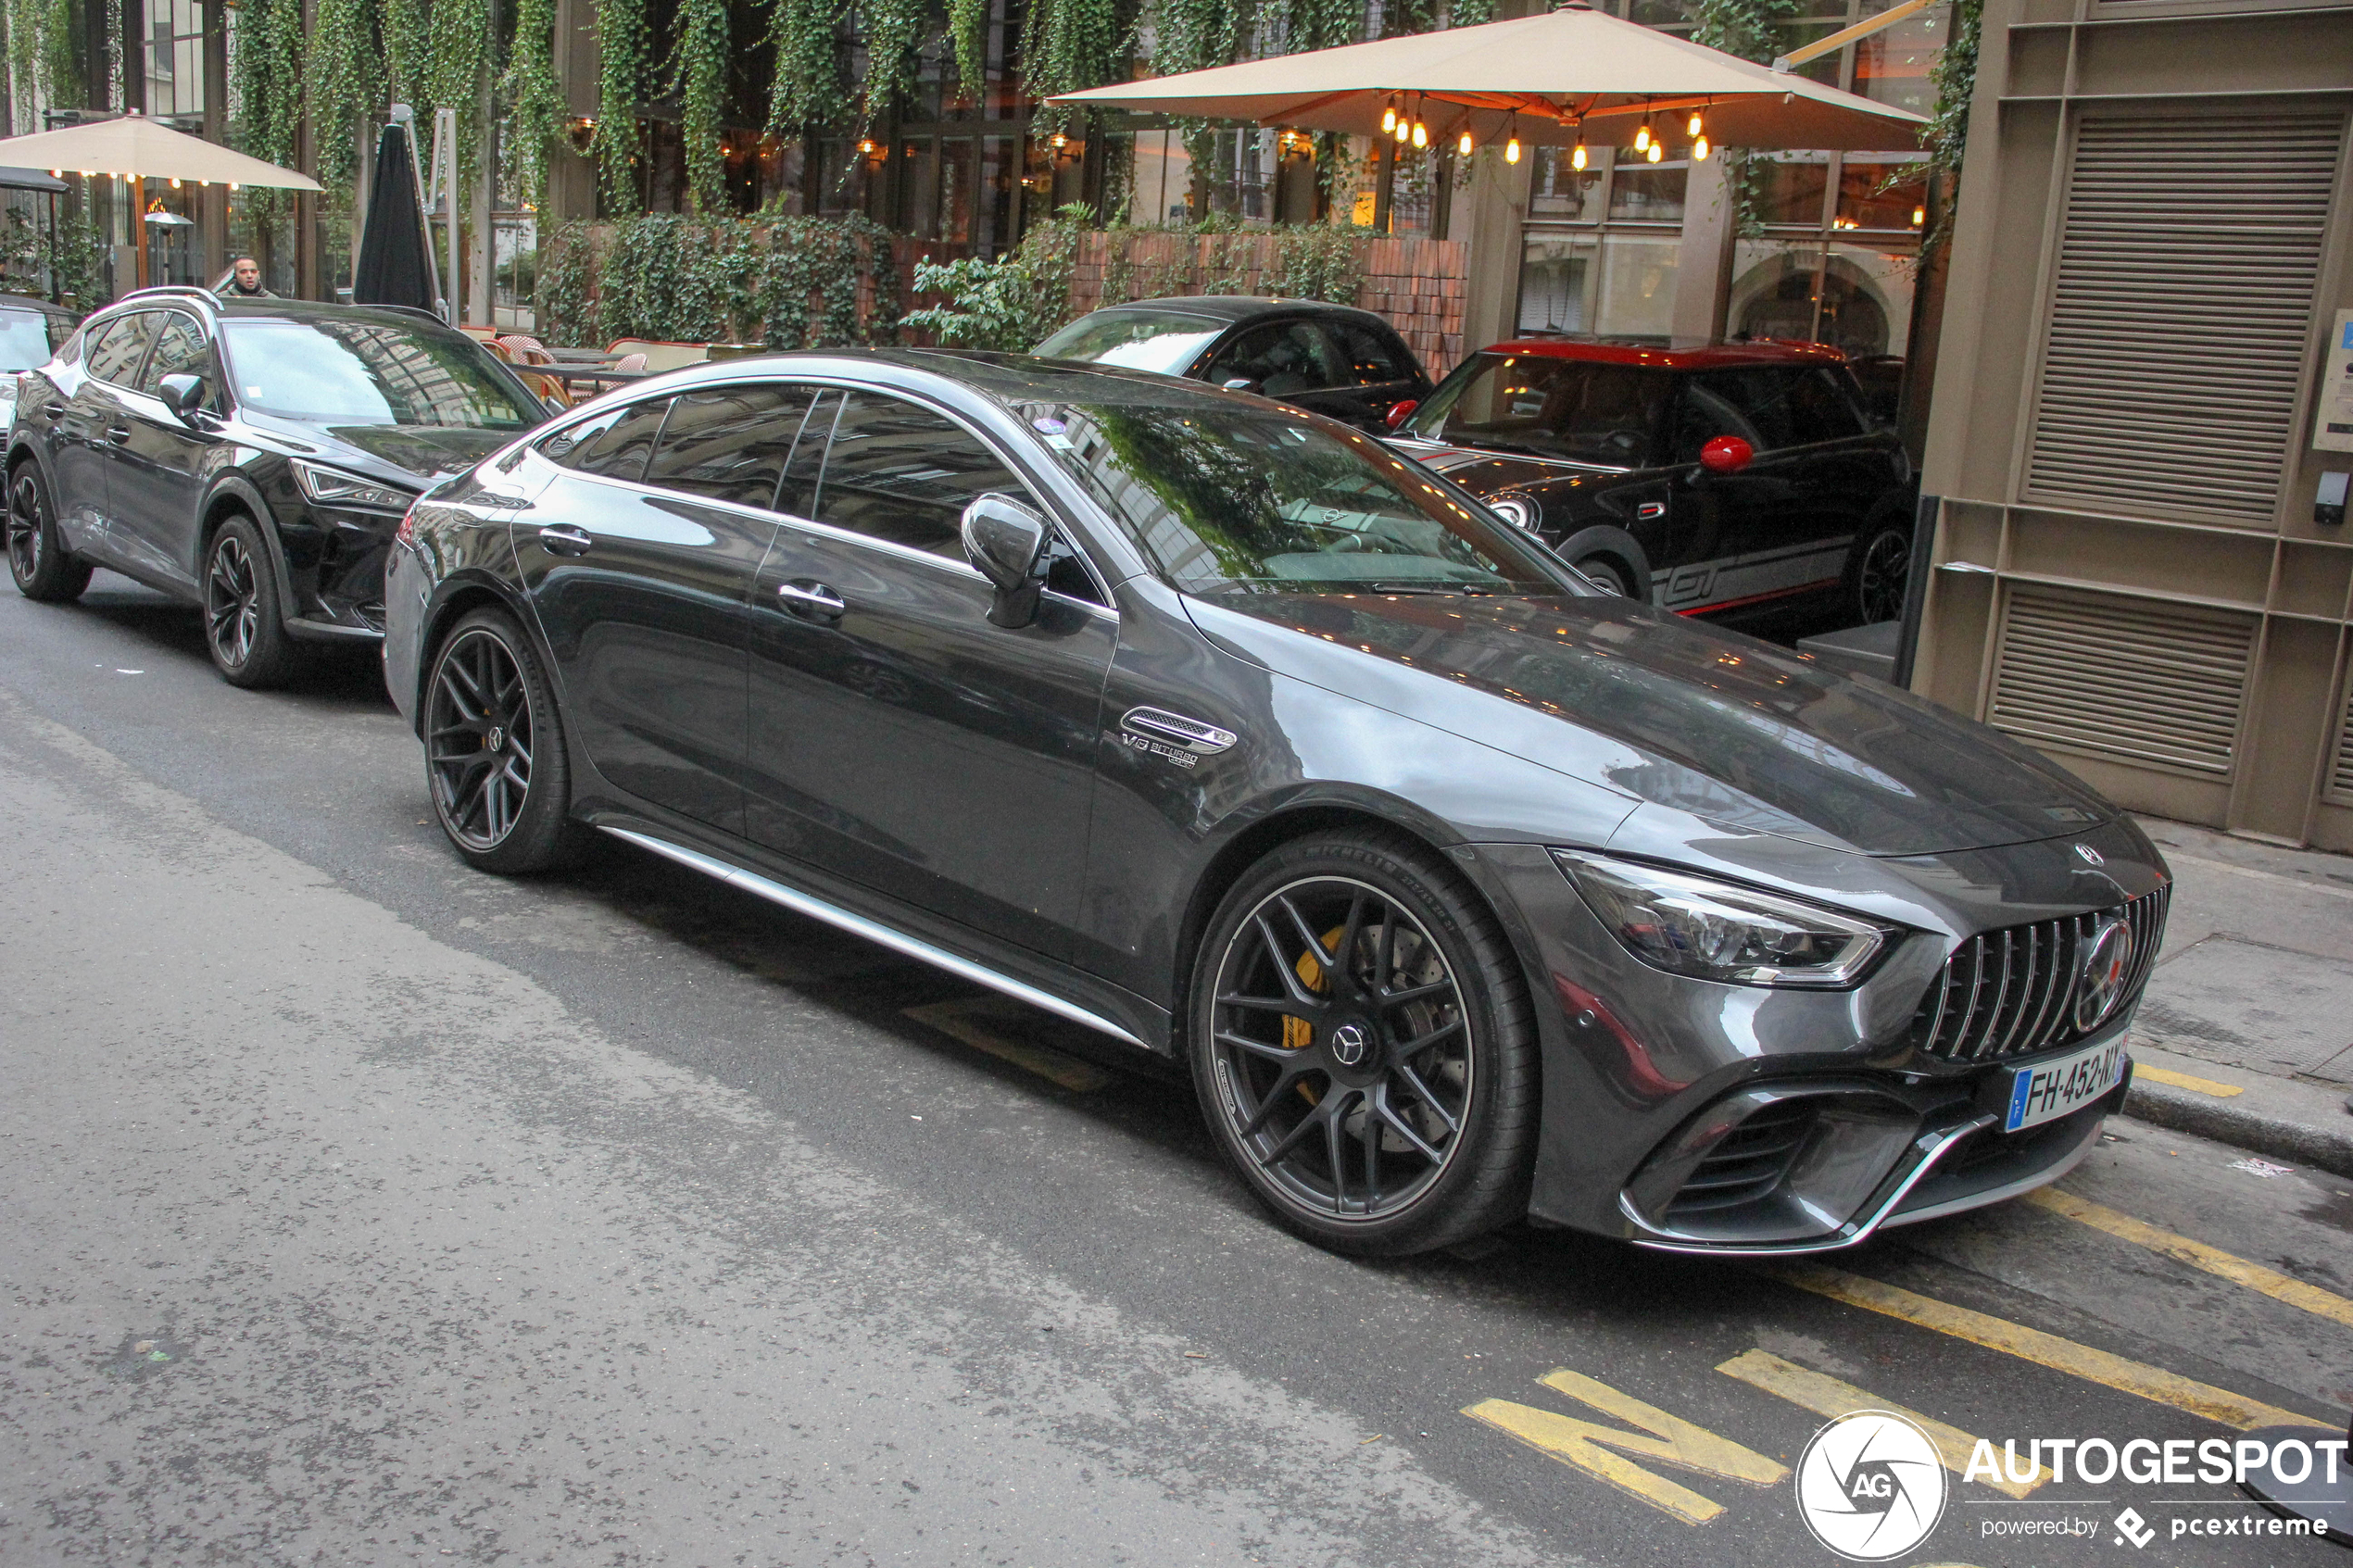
[216,257,273,299]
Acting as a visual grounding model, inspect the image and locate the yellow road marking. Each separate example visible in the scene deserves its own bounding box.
[2024,1188,2353,1330]
[2132,1063,2244,1098]
[1463,1366,1787,1525]
[1715,1348,2050,1499]
[900,998,1116,1092]
[1775,1266,2334,1432]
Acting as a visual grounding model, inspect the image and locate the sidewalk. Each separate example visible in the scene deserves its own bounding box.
[2120,816,2353,1178]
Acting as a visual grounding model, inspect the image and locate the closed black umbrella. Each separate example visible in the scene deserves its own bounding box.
[352,120,439,313]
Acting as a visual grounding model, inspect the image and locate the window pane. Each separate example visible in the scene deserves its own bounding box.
[1680,370,1806,454]
[1416,353,1671,464]
[1728,239,1825,345]
[0,308,60,371]
[1592,235,1679,341]
[220,320,540,427]
[1837,160,1929,232]
[137,312,209,395]
[1203,320,1348,395]
[813,392,1030,560]
[545,397,670,481]
[1529,146,1603,222]
[1327,321,1409,385]
[1752,153,1831,226]
[642,383,812,508]
[775,391,837,517]
[1785,367,1866,445]
[1856,3,1950,117]
[1607,161,1686,222]
[87,312,159,385]
[1517,234,1595,335]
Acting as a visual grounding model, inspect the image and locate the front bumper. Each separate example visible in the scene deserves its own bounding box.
[1464,831,2160,1252]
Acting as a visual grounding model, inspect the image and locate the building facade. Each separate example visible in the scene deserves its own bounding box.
[1912,0,2353,849]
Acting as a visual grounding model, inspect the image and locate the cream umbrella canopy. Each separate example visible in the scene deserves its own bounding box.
[0,110,322,291]
[1051,2,1927,153]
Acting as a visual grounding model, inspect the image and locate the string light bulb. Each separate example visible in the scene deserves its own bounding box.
[1411,119,1428,148]
[1382,101,1397,133]
[1912,205,1926,227]
[1505,133,1521,164]
[1688,110,1705,138]
[1645,138,1663,163]
[1692,133,1710,161]
[1634,119,1651,153]
[1458,128,1474,157]
[1394,115,1409,144]
[1570,139,1587,171]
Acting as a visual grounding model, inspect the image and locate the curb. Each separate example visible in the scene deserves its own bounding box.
[2123,1081,2353,1181]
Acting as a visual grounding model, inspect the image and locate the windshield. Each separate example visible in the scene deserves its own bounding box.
[1023,400,1577,598]
[0,307,69,372]
[1034,309,1226,378]
[1406,352,1670,466]
[220,318,539,429]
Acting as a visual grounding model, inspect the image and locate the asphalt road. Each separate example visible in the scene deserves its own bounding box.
[3,572,2349,1568]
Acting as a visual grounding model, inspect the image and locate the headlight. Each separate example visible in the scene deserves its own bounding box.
[291,458,416,512]
[1554,850,1890,987]
[1489,495,1539,531]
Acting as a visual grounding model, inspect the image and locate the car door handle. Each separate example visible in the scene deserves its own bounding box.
[775,580,846,622]
[536,524,593,556]
[42,403,63,420]
[105,425,131,445]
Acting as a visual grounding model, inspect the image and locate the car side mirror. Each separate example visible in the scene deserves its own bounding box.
[961,492,1051,630]
[1699,435,1754,475]
[1384,399,1419,431]
[158,371,208,423]
[1220,377,1259,394]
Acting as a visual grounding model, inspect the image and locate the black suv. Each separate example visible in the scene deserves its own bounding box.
[5,288,547,686]
[1390,339,1917,626]
[1035,296,1432,432]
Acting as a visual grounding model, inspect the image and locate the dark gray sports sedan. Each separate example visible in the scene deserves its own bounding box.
[384,350,2166,1259]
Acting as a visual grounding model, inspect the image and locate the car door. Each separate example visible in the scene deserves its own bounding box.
[1659,368,1823,614]
[513,385,806,836]
[108,308,220,591]
[1319,318,1429,430]
[53,310,157,568]
[743,386,1115,960]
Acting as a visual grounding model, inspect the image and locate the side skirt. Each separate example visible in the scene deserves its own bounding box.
[599,824,1160,1054]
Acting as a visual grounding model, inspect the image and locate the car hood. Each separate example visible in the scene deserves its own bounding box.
[241,412,513,486]
[1384,435,1617,493]
[1184,591,2120,857]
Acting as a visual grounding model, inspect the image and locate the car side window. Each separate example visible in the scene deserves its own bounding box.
[136,312,214,400]
[542,396,671,481]
[1784,367,1866,445]
[774,389,838,519]
[641,383,815,509]
[1327,320,1410,386]
[1676,370,1803,456]
[85,312,159,387]
[1205,320,1348,396]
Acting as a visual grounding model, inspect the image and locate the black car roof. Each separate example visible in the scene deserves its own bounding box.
[1072,295,1395,328]
[650,346,1310,416]
[0,292,78,320]
[98,288,456,335]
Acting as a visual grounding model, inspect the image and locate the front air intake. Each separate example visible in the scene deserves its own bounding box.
[1663,1099,1818,1220]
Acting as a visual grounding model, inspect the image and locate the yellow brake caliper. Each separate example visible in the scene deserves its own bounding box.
[1283,926,1350,1104]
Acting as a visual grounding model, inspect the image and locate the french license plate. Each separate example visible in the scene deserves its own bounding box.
[2004,1037,2126,1133]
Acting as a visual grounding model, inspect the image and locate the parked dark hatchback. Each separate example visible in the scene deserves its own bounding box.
[5,288,547,685]
[1391,339,1916,623]
[1035,295,1432,432]
[384,349,2165,1261]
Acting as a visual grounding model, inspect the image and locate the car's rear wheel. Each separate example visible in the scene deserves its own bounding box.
[1189,830,1538,1256]
[1848,519,1912,626]
[204,516,302,688]
[425,607,585,874]
[7,464,92,602]
[1574,555,1633,597]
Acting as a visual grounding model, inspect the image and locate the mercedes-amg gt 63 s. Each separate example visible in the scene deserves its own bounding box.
[384,351,2167,1260]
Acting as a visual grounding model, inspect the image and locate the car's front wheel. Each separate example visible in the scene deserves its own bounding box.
[204,516,302,688]
[1574,555,1634,597]
[424,607,585,874]
[6,464,92,602]
[1189,830,1538,1256]
[1847,517,1913,626]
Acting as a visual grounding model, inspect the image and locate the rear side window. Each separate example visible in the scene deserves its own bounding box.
[1204,320,1349,396]
[1785,367,1866,444]
[86,311,159,386]
[542,397,671,481]
[1416,354,1670,465]
[1676,367,1858,455]
[1327,320,1410,386]
[812,392,1037,560]
[641,383,814,508]
[137,313,213,397]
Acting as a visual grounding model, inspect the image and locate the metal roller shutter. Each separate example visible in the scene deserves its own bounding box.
[2333,683,2353,800]
[1990,584,2254,776]
[2026,112,2343,525]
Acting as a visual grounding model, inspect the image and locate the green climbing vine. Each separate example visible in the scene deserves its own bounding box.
[383,0,431,104]
[596,0,651,203]
[672,0,732,211]
[423,0,493,191]
[229,0,306,220]
[1921,0,1982,252]
[1026,0,1131,132]
[6,0,78,131]
[308,0,371,194]
[537,213,903,349]
[503,0,564,211]
[766,0,849,133]
[1693,0,1797,236]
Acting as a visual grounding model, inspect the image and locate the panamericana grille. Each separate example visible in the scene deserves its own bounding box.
[1665,1100,1818,1219]
[1911,886,2170,1063]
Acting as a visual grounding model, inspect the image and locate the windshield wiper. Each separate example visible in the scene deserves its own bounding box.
[1366,582,1499,596]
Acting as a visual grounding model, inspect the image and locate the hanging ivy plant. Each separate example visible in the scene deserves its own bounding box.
[307,0,370,196]
[671,0,732,211]
[6,0,80,129]
[861,0,932,126]
[1026,0,1131,132]
[947,0,989,106]
[766,0,850,133]
[424,0,494,191]
[1925,0,1981,186]
[384,0,431,105]
[536,220,598,344]
[597,0,652,204]
[504,0,564,211]
[1693,0,1797,236]
[229,0,306,220]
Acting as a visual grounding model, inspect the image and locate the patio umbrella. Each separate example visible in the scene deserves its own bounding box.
[0,110,321,291]
[1051,1,1927,152]
[351,119,440,315]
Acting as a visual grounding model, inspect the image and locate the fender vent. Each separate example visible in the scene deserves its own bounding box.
[1664,1100,1818,1219]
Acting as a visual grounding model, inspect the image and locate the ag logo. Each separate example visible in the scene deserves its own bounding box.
[1793,1411,1947,1562]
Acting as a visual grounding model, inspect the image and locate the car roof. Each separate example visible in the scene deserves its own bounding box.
[1074,295,1395,328]
[100,288,457,335]
[633,345,1306,414]
[1476,336,1849,370]
[0,292,77,319]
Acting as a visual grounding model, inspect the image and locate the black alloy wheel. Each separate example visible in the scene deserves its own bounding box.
[203,515,300,688]
[1574,555,1633,598]
[1851,523,1912,626]
[424,608,584,873]
[1191,831,1537,1256]
[6,465,92,602]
